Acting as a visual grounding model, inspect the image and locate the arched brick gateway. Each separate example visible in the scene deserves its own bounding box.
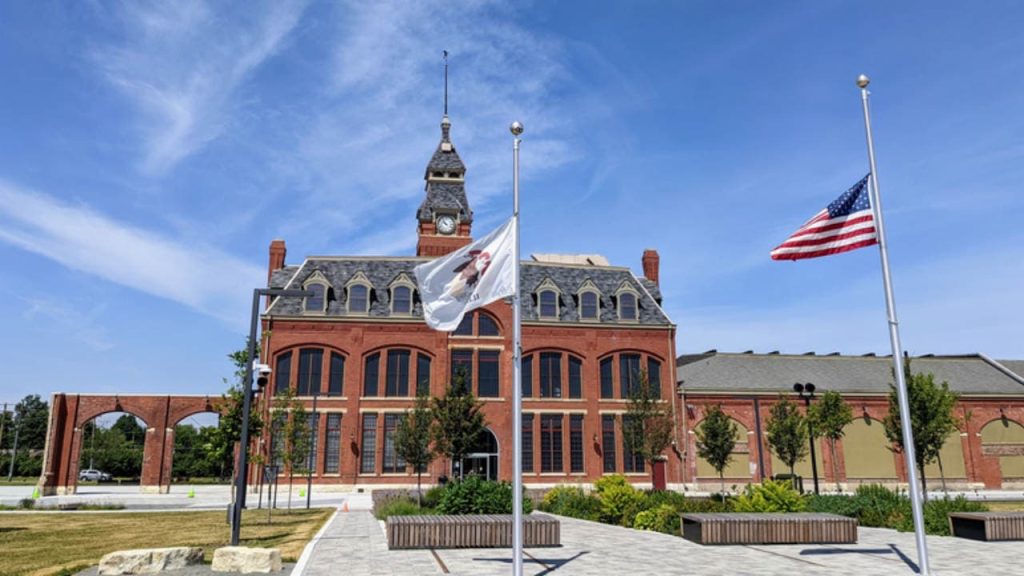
[38,393,223,495]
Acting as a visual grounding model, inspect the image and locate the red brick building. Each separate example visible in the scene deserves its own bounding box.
[256,115,678,489]
[677,351,1024,490]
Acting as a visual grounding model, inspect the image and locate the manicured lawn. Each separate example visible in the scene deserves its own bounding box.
[0,508,332,576]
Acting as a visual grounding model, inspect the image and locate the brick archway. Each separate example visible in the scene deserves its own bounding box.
[39,393,222,495]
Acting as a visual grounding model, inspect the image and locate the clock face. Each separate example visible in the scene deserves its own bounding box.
[437,215,457,235]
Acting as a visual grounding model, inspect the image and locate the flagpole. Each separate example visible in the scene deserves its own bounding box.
[510,120,524,576]
[857,74,931,575]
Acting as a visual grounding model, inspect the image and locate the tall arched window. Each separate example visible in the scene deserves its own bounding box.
[363,348,432,397]
[391,285,412,314]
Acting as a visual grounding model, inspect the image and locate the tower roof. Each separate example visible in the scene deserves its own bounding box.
[418,115,472,222]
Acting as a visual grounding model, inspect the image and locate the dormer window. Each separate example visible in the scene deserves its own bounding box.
[614,281,640,322]
[304,283,327,313]
[349,284,369,314]
[576,279,601,321]
[619,292,637,321]
[539,291,558,318]
[392,286,412,314]
[302,271,330,314]
[432,171,444,178]
[535,278,560,320]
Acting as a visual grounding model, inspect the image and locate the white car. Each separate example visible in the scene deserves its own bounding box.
[79,469,112,482]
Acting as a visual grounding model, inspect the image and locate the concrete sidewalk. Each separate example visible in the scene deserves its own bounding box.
[297,509,1024,576]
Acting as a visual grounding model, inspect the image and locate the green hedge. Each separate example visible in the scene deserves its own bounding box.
[806,484,988,535]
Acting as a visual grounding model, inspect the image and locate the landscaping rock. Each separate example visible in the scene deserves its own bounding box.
[211,547,282,573]
[98,547,204,575]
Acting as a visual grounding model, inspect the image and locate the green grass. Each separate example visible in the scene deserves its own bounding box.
[0,508,332,576]
[983,500,1024,512]
[0,477,38,486]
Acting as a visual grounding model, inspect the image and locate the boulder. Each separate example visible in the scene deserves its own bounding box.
[98,547,204,575]
[211,547,282,573]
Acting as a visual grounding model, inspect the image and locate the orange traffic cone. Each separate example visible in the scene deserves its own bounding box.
[342,501,349,513]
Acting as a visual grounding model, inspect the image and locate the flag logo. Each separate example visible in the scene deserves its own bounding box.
[415,218,516,331]
[770,174,877,261]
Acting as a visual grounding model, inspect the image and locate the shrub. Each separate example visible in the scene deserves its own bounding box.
[895,495,987,536]
[805,494,860,518]
[633,503,679,534]
[852,484,908,528]
[436,475,533,515]
[17,498,36,510]
[422,485,445,510]
[643,489,687,511]
[732,479,806,513]
[539,485,602,521]
[597,481,646,526]
[593,474,630,496]
[375,497,433,520]
[677,497,733,514]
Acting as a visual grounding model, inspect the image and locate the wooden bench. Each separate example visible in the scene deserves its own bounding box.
[681,513,857,545]
[950,512,1024,541]
[386,514,561,550]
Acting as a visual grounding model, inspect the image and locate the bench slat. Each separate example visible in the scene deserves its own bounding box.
[386,514,561,550]
[681,513,857,545]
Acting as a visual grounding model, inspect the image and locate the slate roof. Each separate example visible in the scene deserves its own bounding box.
[266,257,672,326]
[1000,360,1024,380]
[417,182,472,222]
[676,352,1024,396]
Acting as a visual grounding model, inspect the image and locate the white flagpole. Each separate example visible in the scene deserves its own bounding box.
[510,120,524,576]
[857,74,931,575]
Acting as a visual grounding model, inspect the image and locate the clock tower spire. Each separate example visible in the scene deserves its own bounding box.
[416,52,473,257]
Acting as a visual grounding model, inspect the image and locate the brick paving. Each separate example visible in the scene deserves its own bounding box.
[300,509,1024,576]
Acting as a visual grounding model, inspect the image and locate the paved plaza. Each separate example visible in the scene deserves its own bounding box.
[299,508,1024,576]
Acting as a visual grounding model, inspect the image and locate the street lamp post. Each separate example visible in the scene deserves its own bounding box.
[231,287,314,547]
[793,382,820,495]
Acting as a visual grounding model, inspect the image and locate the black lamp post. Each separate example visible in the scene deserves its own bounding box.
[793,382,820,495]
[231,287,313,546]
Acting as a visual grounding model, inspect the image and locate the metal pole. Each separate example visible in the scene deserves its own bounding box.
[231,289,261,546]
[7,413,19,481]
[510,120,524,576]
[858,74,930,575]
[805,397,819,495]
[0,403,7,463]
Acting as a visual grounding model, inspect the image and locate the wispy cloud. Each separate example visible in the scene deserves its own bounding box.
[91,0,308,174]
[22,297,115,352]
[272,0,606,249]
[0,180,263,326]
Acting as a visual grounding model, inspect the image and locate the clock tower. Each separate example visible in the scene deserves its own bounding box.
[416,114,473,257]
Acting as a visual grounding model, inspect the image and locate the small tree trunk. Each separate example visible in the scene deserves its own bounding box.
[918,464,928,503]
[830,439,841,493]
[416,468,423,508]
[288,473,293,513]
[719,471,725,494]
[937,453,948,494]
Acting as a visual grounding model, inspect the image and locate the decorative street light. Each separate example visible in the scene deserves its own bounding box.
[231,287,314,546]
[793,382,820,495]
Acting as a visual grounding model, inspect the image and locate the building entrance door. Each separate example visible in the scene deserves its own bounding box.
[456,428,498,481]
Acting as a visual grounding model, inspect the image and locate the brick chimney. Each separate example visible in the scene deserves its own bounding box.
[642,249,660,285]
[268,239,287,283]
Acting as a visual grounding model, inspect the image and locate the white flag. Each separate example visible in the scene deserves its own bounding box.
[414,217,516,331]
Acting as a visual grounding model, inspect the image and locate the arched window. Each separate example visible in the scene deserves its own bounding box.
[348,284,369,314]
[451,311,501,337]
[522,351,583,399]
[539,290,558,318]
[304,283,327,313]
[579,291,599,320]
[618,292,638,321]
[363,348,432,397]
[391,285,412,315]
[599,352,664,399]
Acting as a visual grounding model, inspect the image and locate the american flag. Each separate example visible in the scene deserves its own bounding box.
[771,174,877,261]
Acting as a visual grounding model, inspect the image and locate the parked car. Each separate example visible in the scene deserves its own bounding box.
[79,469,112,482]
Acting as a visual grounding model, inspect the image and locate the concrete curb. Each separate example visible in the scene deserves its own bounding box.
[291,503,341,575]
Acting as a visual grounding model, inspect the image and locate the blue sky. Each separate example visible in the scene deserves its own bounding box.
[1,1,1022,405]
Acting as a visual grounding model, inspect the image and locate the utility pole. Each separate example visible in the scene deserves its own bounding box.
[8,410,20,481]
[0,403,7,460]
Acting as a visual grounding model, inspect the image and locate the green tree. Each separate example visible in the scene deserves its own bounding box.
[808,390,853,492]
[111,415,145,448]
[271,387,310,512]
[883,362,960,499]
[394,393,436,505]
[766,396,808,479]
[431,370,486,480]
[209,343,264,480]
[2,395,49,477]
[622,370,675,489]
[694,405,738,493]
